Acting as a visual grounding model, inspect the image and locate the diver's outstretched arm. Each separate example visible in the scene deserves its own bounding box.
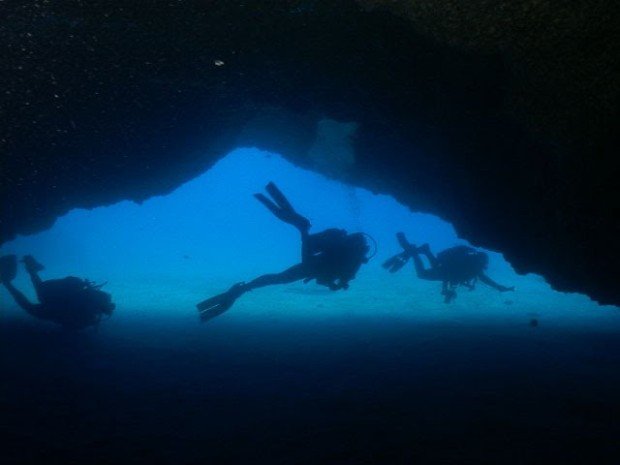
[479,273,514,292]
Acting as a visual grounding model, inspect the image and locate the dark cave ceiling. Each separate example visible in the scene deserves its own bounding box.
[1,1,618,305]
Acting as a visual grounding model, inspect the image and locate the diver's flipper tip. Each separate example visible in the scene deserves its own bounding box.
[196,299,216,313]
[389,261,407,273]
[199,306,225,322]
[198,300,230,322]
[196,283,246,322]
[265,182,294,211]
[382,255,399,269]
[382,253,409,273]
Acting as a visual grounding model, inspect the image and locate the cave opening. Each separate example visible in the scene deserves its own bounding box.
[3,147,620,465]
[1,148,615,329]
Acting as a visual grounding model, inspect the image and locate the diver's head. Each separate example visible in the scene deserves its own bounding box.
[95,292,115,317]
[85,280,115,317]
[348,232,373,263]
[103,301,116,316]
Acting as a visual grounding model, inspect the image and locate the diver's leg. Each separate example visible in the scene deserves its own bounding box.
[22,256,45,300]
[296,214,311,234]
[411,252,440,280]
[244,263,308,291]
[25,269,44,301]
[1,281,40,314]
[417,244,439,268]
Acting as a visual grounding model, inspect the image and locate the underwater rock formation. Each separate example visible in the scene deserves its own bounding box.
[2,1,618,304]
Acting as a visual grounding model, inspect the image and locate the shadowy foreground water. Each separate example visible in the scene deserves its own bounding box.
[2,313,619,465]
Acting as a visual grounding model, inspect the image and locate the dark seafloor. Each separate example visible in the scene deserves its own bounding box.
[2,315,620,465]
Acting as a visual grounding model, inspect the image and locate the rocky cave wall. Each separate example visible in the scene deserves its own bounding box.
[1,1,618,305]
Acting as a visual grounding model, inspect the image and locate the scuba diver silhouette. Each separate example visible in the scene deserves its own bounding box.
[196,182,373,322]
[383,232,514,303]
[0,254,115,329]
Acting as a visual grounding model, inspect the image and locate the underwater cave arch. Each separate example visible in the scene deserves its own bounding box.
[1,148,615,327]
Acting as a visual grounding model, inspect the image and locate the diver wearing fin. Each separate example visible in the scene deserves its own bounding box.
[383,232,514,303]
[196,182,373,322]
[0,254,115,329]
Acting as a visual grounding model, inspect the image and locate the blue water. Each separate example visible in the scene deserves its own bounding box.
[2,148,619,464]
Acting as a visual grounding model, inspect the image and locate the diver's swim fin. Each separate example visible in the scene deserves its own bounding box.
[265,182,294,212]
[254,193,281,217]
[0,255,17,283]
[382,252,409,273]
[196,282,246,322]
[382,233,417,273]
[255,186,311,232]
[396,232,416,255]
[196,292,229,314]
[199,308,224,322]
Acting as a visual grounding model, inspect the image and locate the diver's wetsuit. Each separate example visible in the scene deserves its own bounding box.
[197,182,369,321]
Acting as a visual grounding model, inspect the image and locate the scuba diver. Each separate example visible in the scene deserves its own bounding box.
[196,182,373,322]
[0,254,115,329]
[383,232,514,303]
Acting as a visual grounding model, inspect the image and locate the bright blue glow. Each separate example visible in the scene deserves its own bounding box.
[1,148,617,328]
